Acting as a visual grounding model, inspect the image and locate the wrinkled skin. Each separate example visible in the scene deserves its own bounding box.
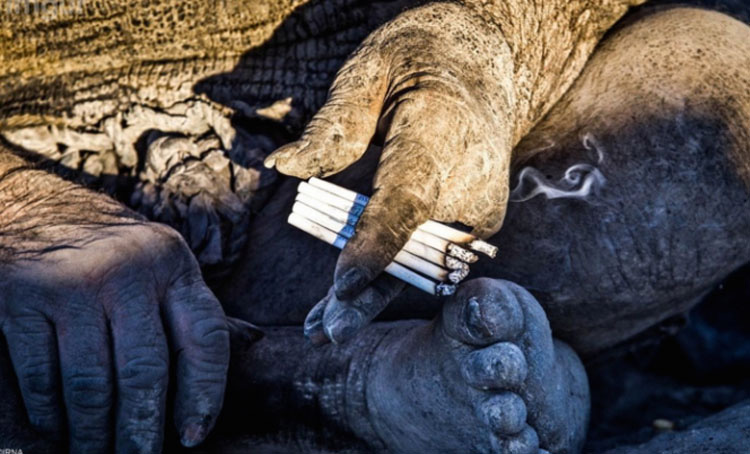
[265,0,645,343]
[1,1,750,454]
[224,5,750,452]
[0,154,262,452]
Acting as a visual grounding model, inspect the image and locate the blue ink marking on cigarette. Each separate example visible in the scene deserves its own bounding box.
[333,235,348,249]
[348,203,365,223]
[339,224,355,239]
[354,193,370,206]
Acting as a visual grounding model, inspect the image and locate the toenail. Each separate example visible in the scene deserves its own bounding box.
[466,297,492,338]
[335,267,369,300]
[304,319,330,346]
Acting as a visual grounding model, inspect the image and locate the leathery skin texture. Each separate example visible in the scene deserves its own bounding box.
[0,1,750,454]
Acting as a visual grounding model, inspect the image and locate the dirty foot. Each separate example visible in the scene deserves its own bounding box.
[358,278,589,453]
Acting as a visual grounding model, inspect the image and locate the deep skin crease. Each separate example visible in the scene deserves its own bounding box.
[1,1,750,453]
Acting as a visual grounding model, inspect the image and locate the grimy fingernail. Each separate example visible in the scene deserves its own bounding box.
[263,155,277,169]
[304,320,330,346]
[180,417,211,448]
[304,308,328,346]
[324,308,363,344]
[335,267,369,300]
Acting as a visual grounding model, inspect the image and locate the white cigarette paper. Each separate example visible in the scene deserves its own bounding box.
[298,183,479,263]
[292,202,463,283]
[288,213,456,296]
[308,178,498,258]
[295,193,472,272]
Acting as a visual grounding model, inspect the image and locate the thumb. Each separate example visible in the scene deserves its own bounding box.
[265,44,387,179]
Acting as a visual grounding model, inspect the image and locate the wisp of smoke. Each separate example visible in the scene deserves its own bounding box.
[509,133,606,203]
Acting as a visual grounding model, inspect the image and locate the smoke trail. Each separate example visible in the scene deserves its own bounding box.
[510,133,606,203]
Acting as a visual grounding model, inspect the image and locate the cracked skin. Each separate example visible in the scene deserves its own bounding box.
[1,0,750,453]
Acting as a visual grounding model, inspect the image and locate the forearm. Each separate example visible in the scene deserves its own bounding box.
[0,148,141,262]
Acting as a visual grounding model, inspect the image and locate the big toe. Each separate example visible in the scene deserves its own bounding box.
[442,278,525,346]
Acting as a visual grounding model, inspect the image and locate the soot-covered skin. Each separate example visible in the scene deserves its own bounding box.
[0,151,261,452]
[229,6,750,350]
[361,279,588,454]
[216,6,750,452]
[481,6,750,354]
[208,280,587,454]
[264,0,647,341]
[2,3,750,454]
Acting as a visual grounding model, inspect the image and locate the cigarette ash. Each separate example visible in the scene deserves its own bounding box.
[510,133,606,203]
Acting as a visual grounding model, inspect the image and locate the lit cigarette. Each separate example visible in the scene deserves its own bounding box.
[292,202,468,284]
[308,178,498,258]
[298,183,480,263]
[288,212,457,296]
[296,192,474,271]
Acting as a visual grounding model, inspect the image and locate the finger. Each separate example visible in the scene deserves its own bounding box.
[164,271,230,448]
[108,296,169,454]
[264,45,387,178]
[303,297,331,347]
[333,121,440,300]
[57,307,114,453]
[321,274,405,344]
[3,314,64,438]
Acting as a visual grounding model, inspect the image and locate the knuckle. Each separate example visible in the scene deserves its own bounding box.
[118,355,168,390]
[141,223,193,262]
[65,371,112,414]
[189,316,230,354]
[18,363,55,395]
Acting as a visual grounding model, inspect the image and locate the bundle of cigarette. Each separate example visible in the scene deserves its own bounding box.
[288,178,498,296]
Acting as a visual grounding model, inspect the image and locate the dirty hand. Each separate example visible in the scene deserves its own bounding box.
[0,221,237,453]
[265,3,513,344]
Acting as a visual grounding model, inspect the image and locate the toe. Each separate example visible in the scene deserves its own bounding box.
[442,278,524,346]
[491,425,540,454]
[478,393,527,436]
[461,342,527,390]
